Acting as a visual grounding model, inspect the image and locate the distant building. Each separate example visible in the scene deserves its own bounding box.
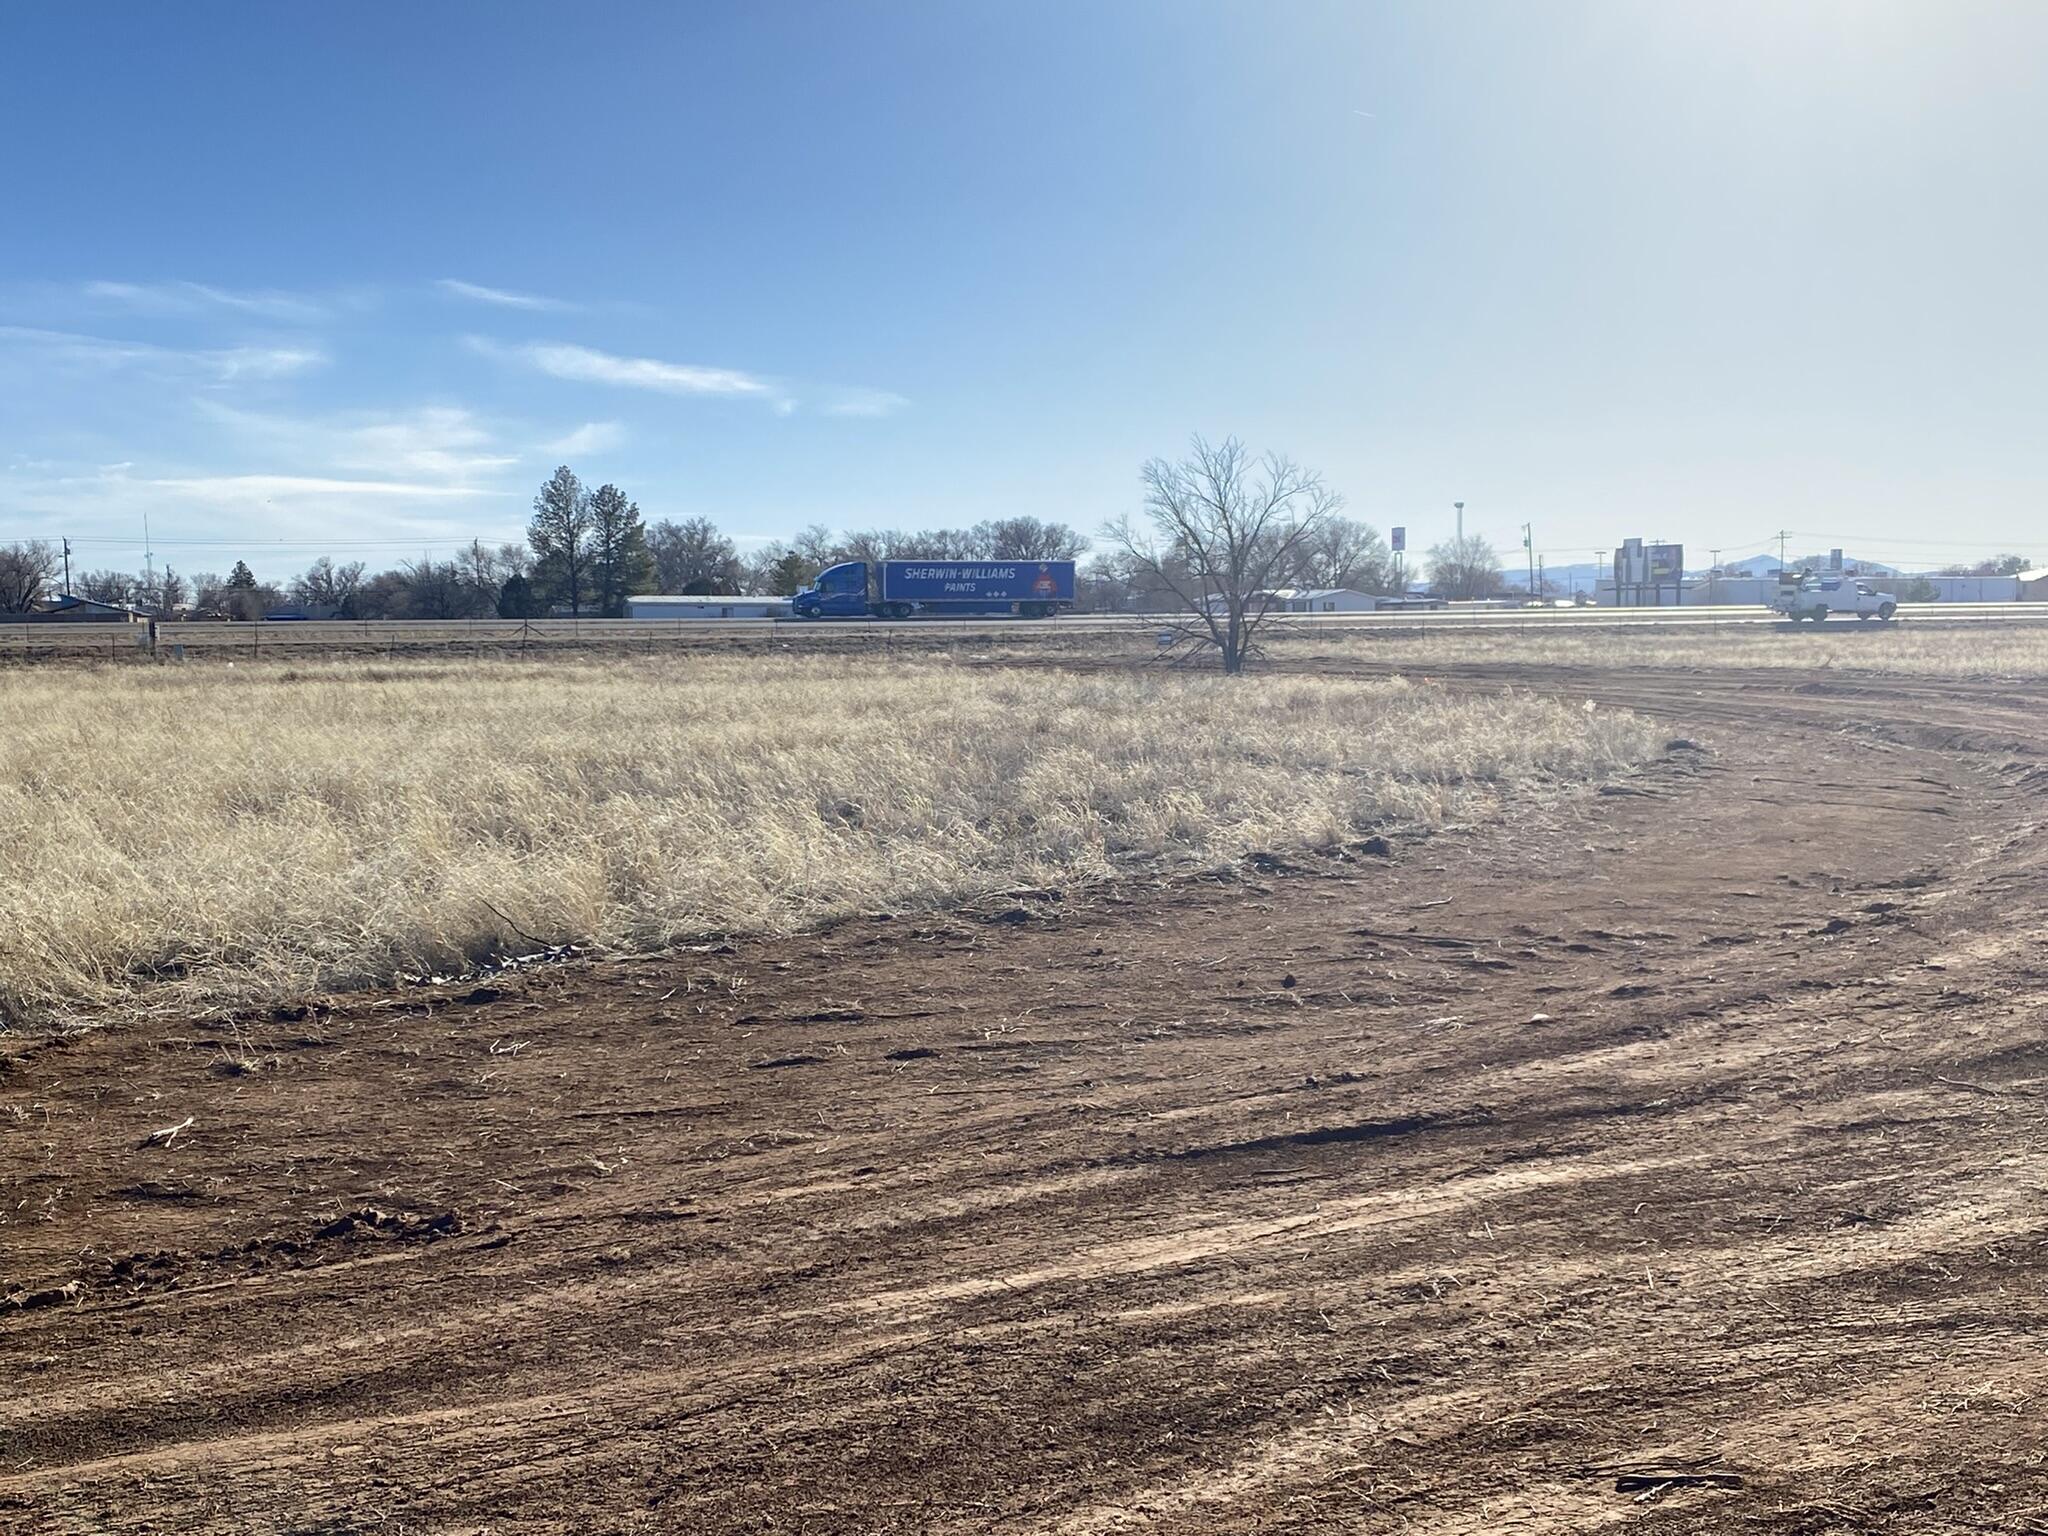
[1916,576,2022,603]
[7,594,150,624]
[625,594,792,620]
[2020,569,2048,602]
[1204,588,1386,614]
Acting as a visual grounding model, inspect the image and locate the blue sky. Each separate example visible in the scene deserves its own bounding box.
[3,0,2043,581]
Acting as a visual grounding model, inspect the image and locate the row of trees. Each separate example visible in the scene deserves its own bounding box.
[0,444,1523,638]
[0,504,1488,632]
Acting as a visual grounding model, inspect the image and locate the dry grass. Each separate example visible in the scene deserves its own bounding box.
[0,655,1657,1026]
[1271,620,2048,677]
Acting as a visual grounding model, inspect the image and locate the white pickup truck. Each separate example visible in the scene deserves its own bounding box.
[1771,573,1898,623]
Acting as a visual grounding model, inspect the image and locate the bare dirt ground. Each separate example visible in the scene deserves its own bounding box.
[4,659,2046,1533]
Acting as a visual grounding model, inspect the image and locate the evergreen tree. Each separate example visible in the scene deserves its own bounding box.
[586,483,655,617]
[767,550,812,595]
[223,559,268,621]
[527,465,592,615]
[496,572,542,619]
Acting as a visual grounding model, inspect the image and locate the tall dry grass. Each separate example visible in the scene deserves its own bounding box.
[0,655,1656,1025]
[1272,622,2048,677]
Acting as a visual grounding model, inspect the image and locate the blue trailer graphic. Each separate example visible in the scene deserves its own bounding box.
[792,559,1076,619]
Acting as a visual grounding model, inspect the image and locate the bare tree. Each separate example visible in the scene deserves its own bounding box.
[1290,516,1390,593]
[1076,551,1139,612]
[791,524,840,568]
[1939,553,2032,578]
[741,542,816,594]
[454,542,502,606]
[185,570,227,617]
[648,516,740,594]
[898,528,988,559]
[291,557,368,616]
[396,559,473,619]
[1426,535,1502,600]
[142,566,187,615]
[837,527,894,565]
[974,516,1087,561]
[77,569,138,606]
[1104,436,1338,675]
[0,540,59,612]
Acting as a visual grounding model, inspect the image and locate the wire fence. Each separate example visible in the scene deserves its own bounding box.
[5,603,2047,663]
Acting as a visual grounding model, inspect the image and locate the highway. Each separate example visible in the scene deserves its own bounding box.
[771,601,2048,635]
[8,602,2048,658]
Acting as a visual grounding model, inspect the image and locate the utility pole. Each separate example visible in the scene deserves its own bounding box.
[61,537,71,596]
[1709,547,1722,607]
[1593,550,1606,606]
[1777,529,1789,574]
[143,509,155,595]
[1522,523,1535,600]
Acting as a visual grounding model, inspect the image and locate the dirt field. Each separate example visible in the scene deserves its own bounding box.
[5,655,2046,1533]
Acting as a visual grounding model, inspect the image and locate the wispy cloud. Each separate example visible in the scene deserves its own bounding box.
[84,279,334,325]
[542,421,626,455]
[148,473,497,501]
[195,401,520,482]
[823,388,909,419]
[437,278,577,312]
[470,336,777,400]
[5,462,516,561]
[0,325,325,382]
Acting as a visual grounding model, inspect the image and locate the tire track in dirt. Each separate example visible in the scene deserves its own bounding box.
[4,664,2045,1532]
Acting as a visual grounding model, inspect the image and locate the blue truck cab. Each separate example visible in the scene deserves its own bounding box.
[792,559,1076,619]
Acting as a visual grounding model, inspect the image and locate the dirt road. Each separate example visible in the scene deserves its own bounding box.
[5,663,2045,1533]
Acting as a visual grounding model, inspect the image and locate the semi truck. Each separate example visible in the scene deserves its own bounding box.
[790,559,1077,619]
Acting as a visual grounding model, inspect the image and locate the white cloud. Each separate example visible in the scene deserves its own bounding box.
[542,421,626,455]
[147,474,495,501]
[469,336,777,399]
[209,345,327,380]
[84,280,331,325]
[5,462,519,560]
[823,388,909,418]
[195,401,520,481]
[437,278,576,312]
[0,325,325,382]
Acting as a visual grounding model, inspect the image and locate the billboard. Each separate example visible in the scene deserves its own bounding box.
[879,560,1076,603]
[1611,538,1685,606]
[1390,526,1406,553]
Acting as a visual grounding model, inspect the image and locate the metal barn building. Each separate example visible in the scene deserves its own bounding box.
[625,595,791,620]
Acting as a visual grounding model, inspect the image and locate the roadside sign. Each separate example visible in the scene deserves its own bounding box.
[1391,526,1406,552]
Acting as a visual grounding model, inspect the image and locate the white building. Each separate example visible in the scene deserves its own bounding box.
[625,595,792,620]
[1203,588,1384,614]
[1915,575,2022,603]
